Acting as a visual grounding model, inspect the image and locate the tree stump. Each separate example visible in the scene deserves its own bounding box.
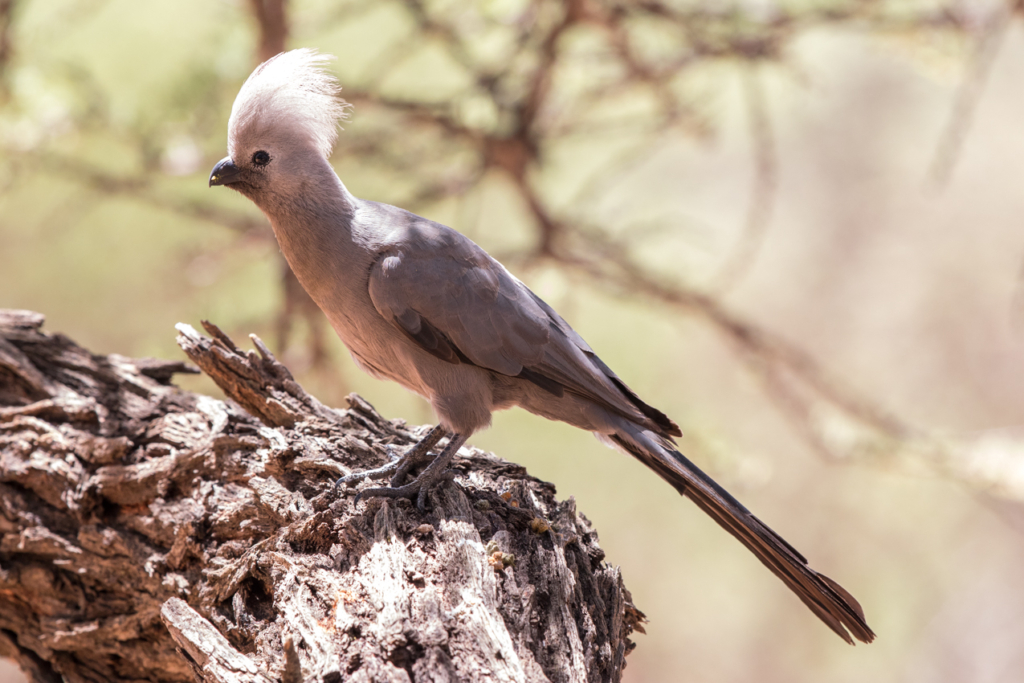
[0,310,644,682]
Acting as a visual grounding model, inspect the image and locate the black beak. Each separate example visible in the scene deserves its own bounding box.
[209,157,241,187]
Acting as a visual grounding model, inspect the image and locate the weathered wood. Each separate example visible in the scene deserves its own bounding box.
[0,310,644,682]
[161,597,276,683]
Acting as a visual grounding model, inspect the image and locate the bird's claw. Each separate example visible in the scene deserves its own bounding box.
[340,429,465,511]
[335,443,429,492]
[357,469,458,511]
[336,427,449,494]
[333,453,402,491]
[389,448,434,486]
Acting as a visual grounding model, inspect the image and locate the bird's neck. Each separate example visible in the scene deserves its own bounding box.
[258,160,374,320]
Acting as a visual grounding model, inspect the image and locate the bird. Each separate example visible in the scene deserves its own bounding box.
[209,48,875,645]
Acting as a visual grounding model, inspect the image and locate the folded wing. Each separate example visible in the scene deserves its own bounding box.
[367,218,679,437]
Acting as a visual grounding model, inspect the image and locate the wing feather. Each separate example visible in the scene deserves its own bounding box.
[368,217,679,436]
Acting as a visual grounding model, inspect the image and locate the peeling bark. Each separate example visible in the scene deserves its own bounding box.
[0,310,643,682]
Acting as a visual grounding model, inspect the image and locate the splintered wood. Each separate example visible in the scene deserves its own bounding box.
[0,310,643,682]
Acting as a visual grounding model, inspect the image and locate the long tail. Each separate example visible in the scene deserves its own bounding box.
[603,427,875,644]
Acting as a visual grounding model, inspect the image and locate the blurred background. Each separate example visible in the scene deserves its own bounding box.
[2,0,1024,681]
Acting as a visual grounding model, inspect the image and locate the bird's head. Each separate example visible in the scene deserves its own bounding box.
[209,49,350,202]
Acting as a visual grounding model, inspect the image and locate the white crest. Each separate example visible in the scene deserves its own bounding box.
[228,49,350,159]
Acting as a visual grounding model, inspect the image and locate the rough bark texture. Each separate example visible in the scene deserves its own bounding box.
[0,310,644,683]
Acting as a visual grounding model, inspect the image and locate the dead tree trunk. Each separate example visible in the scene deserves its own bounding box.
[0,310,644,683]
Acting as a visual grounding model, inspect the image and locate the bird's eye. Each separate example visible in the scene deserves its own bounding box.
[252,150,271,167]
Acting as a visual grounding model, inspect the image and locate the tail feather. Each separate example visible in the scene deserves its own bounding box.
[605,430,875,645]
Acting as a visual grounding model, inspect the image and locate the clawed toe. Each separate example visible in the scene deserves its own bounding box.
[350,432,468,510]
[357,468,458,510]
[334,454,401,490]
[334,425,451,494]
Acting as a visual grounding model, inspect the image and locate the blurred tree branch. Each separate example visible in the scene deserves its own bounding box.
[929,0,1023,187]
[248,0,334,372]
[710,63,777,292]
[0,0,15,97]
[250,0,288,62]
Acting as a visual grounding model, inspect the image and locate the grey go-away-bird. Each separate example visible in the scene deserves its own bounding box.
[209,49,874,645]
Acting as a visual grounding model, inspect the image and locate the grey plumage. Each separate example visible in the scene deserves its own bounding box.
[209,49,875,645]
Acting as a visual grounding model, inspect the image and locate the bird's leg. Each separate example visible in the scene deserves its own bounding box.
[390,445,432,487]
[335,425,447,490]
[386,425,459,486]
[357,432,469,510]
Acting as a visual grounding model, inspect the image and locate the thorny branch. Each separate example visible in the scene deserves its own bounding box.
[3,1,1022,499]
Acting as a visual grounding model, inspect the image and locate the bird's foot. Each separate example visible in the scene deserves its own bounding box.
[358,469,459,510]
[334,447,403,489]
[334,425,448,492]
[355,432,469,511]
[389,451,430,487]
